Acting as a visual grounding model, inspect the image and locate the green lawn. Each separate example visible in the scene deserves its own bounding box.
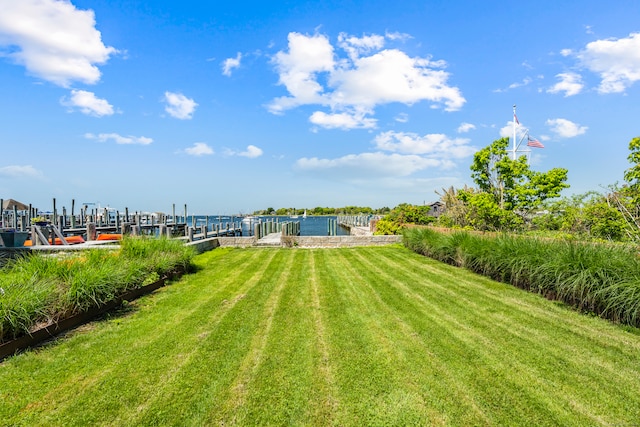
[2,246,640,426]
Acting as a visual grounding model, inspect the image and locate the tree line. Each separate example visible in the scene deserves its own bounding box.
[252,206,391,216]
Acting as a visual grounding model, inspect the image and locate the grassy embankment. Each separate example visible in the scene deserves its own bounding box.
[2,246,640,425]
[403,227,640,326]
[0,237,194,342]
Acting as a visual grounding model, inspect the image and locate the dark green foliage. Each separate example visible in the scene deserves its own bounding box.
[624,136,640,205]
[255,206,388,215]
[403,227,640,326]
[374,204,436,235]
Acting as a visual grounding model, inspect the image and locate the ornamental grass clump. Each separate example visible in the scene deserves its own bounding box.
[0,236,195,342]
[403,227,640,326]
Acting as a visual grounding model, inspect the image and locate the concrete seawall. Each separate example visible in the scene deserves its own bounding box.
[287,235,401,248]
[186,234,401,252]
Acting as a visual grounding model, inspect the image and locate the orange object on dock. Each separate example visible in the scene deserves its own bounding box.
[96,233,122,241]
[23,235,86,246]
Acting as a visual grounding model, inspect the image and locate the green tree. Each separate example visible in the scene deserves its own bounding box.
[373,204,436,235]
[469,137,569,227]
[624,137,640,200]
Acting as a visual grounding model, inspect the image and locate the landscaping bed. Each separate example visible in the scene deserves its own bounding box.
[0,237,194,354]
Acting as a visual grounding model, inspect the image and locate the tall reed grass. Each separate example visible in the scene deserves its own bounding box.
[0,237,194,342]
[403,227,640,326]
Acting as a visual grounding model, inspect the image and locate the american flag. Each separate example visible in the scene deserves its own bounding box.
[527,137,544,149]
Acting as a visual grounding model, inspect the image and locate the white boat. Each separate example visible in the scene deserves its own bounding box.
[302,210,307,219]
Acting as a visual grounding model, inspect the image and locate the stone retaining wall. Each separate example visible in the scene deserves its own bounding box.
[218,236,257,248]
[187,235,400,250]
[287,235,401,248]
[349,226,373,236]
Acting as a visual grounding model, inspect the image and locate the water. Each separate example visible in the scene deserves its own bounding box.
[187,215,350,236]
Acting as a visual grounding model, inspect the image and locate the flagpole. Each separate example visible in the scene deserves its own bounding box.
[512,104,517,160]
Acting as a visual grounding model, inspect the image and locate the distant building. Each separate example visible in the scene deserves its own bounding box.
[427,201,445,217]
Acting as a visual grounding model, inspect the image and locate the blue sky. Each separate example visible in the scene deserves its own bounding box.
[1,0,640,214]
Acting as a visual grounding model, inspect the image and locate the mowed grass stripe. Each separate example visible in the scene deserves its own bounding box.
[353,246,640,423]
[221,250,331,425]
[1,246,640,426]
[314,249,461,425]
[116,248,282,426]
[307,249,340,423]
[330,248,495,425]
[346,248,589,425]
[213,249,297,424]
[130,248,290,426]
[338,248,535,425]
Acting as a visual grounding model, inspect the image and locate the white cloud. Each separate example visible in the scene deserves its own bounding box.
[163,91,197,119]
[457,122,475,133]
[85,132,153,145]
[385,31,412,42]
[309,110,377,130]
[60,89,114,116]
[0,164,43,178]
[295,130,474,181]
[547,72,584,97]
[239,145,263,158]
[374,131,475,158]
[185,142,214,157]
[269,32,334,114]
[499,121,528,140]
[546,118,588,138]
[394,113,409,123]
[508,77,532,89]
[578,32,640,93]
[0,0,116,87]
[226,145,263,158]
[337,32,385,60]
[222,52,242,76]
[268,31,465,129]
[295,152,447,179]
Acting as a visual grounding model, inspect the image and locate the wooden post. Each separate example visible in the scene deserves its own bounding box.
[86,222,97,241]
[52,198,57,227]
[188,226,194,242]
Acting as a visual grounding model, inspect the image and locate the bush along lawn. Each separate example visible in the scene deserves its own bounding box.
[403,227,640,326]
[0,237,195,343]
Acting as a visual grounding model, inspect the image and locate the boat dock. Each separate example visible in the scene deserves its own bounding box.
[0,198,243,250]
